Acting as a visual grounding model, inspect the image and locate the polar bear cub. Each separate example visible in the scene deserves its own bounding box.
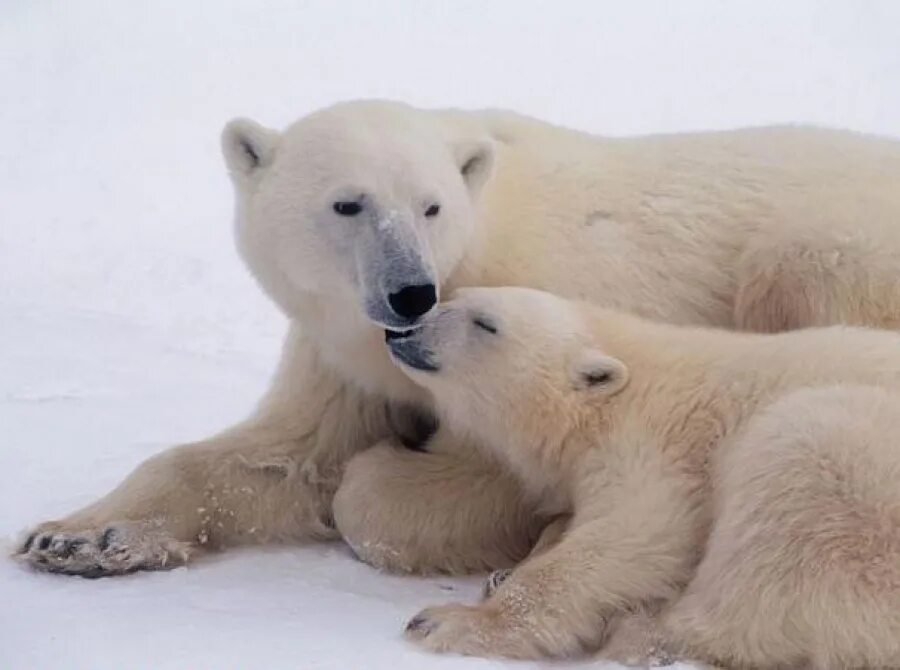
[387,287,900,668]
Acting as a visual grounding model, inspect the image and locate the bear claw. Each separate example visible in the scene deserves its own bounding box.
[404,613,442,640]
[483,568,513,598]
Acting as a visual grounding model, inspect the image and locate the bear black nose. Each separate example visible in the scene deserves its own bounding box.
[388,284,437,320]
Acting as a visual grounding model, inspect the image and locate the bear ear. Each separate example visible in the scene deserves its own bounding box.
[572,349,629,395]
[221,118,280,180]
[453,140,495,198]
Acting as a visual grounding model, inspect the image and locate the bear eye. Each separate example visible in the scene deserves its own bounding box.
[473,316,498,335]
[425,203,441,218]
[333,201,363,217]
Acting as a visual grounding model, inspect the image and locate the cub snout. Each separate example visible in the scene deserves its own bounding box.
[385,329,440,372]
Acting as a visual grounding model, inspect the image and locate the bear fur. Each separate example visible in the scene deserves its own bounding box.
[393,287,900,668]
[17,100,900,578]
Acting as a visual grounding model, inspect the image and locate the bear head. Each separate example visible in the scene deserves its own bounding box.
[386,286,630,478]
[222,100,494,332]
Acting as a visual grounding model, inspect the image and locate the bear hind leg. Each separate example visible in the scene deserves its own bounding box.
[735,222,900,332]
[664,386,900,669]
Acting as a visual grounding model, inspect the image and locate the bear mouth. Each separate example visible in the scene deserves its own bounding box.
[384,331,440,372]
[388,345,440,373]
[384,328,417,342]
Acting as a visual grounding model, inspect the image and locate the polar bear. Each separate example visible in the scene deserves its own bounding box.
[16,100,900,578]
[392,287,900,668]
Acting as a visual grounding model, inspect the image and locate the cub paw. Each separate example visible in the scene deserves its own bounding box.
[405,603,500,656]
[15,520,192,578]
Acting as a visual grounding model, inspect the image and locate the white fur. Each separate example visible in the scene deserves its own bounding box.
[17,100,900,579]
[401,287,900,668]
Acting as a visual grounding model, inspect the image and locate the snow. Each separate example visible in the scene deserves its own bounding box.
[1,1,899,668]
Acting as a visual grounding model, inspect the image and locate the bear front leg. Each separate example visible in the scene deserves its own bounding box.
[16,422,333,576]
[405,447,703,660]
[334,429,548,575]
[16,326,391,577]
[483,513,570,598]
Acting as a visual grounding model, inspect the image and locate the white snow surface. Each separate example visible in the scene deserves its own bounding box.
[2,1,899,668]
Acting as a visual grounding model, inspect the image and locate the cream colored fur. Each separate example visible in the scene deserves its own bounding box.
[16,100,900,579]
[396,287,900,668]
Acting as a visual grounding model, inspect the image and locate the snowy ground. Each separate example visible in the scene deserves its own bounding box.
[2,1,899,668]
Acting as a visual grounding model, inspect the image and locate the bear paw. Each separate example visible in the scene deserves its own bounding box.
[405,603,502,656]
[15,520,192,578]
[405,601,560,659]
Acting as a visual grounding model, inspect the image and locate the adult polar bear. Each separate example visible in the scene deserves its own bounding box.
[18,100,900,577]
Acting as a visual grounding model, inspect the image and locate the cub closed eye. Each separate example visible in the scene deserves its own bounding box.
[425,203,441,217]
[333,201,363,216]
[473,317,498,335]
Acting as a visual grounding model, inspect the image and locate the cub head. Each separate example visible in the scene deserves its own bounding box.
[222,100,494,331]
[385,287,630,461]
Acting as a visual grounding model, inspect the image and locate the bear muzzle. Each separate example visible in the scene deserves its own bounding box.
[385,330,440,373]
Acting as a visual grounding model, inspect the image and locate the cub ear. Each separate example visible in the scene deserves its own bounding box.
[572,349,629,395]
[221,118,280,179]
[453,139,495,198]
